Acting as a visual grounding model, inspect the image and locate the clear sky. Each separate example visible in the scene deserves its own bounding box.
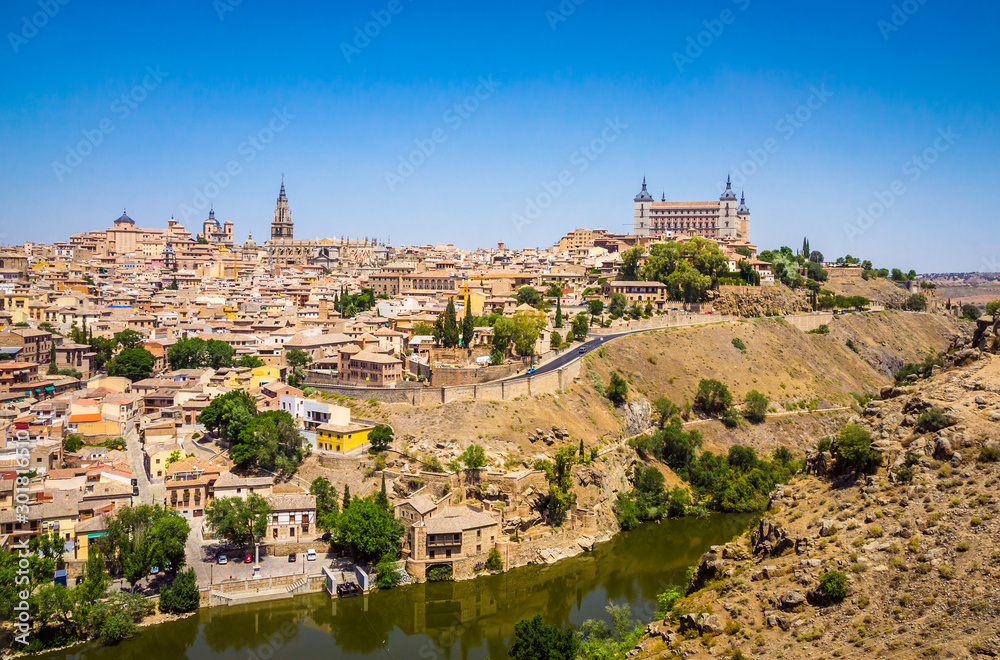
[1,0,997,272]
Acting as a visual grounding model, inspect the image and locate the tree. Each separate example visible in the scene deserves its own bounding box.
[905,293,927,311]
[342,484,351,509]
[544,446,578,526]
[412,321,434,336]
[199,390,257,442]
[203,493,271,553]
[337,498,405,564]
[554,296,563,328]
[460,444,487,470]
[486,547,503,571]
[572,312,589,340]
[608,292,627,317]
[102,505,190,590]
[285,347,313,385]
[509,614,579,660]
[606,372,628,406]
[588,299,604,321]
[640,241,683,283]
[986,300,1000,317]
[232,410,306,474]
[236,354,265,368]
[743,390,769,423]
[695,379,733,415]
[48,343,58,375]
[159,568,200,614]
[107,347,156,382]
[837,424,877,474]
[88,335,116,370]
[461,301,474,348]
[375,554,401,589]
[490,316,515,364]
[653,397,681,428]
[167,337,208,370]
[369,424,394,451]
[550,331,562,350]
[512,309,546,356]
[310,477,340,532]
[442,298,460,348]
[113,329,144,350]
[666,261,711,303]
[376,474,391,511]
[515,286,541,306]
[619,245,644,281]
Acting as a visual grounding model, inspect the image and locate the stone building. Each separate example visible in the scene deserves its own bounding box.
[399,502,501,580]
[633,176,750,241]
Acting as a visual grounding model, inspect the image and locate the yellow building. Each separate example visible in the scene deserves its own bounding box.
[223,365,281,390]
[72,514,108,561]
[316,421,375,453]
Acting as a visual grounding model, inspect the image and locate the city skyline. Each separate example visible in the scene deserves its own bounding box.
[2,1,998,271]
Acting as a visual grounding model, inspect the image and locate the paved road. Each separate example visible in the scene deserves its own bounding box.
[124,427,153,505]
[511,314,729,380]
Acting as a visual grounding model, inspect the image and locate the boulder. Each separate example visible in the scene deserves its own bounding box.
[819,519,838,537]
[933,437,953,460]
[779,591,806,610]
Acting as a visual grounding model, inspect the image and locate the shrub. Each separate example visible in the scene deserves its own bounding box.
[695,379,733,415]
[724,619,741,635]
[427,565,453,582]
[807,324,830,335]
[375,555,402,589]
[836,424,878,474]
[486,547,503,572]
[743,390,768,423]
[731,338,747,353]
[819,570,848,602]
[720,406,741,429]
[606,372,628,406]
[978,446,1000,463]
[916,407,951,433]
[159,569,200,614]
[895,466,914,483]
[846,339,859,353]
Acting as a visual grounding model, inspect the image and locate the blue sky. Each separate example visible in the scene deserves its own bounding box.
[1,0,997,272]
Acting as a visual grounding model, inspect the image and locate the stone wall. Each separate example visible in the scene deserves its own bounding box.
[783,312,835,332]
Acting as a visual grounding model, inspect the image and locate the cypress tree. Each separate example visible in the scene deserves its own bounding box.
[342,484,351,510]
[443,298,459,348]
[47,344,58,375]
[555,297,563,328]
[462,300,474,348]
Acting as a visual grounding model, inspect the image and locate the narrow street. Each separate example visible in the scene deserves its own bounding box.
[124,427,153,505]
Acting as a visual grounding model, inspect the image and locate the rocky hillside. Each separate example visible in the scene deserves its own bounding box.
[712,287,812,317]
[630,338,1000,660]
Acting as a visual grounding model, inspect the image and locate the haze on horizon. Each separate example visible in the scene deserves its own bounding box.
[1,0,997,273]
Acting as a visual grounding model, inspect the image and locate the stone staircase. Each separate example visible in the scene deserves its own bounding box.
[286,578,308,594]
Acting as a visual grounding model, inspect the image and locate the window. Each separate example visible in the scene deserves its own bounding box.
[429,550,435,559]
[476,545,481,553]
[446,549,451,558]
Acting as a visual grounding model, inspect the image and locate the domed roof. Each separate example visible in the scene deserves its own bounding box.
[115,208,135,225]
[243,233,258,250]
[207,208,221,227]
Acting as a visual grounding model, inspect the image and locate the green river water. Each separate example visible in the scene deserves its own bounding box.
[42,513,751,660]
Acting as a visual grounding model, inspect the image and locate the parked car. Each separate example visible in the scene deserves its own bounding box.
[288,553,297,562]
[217,554,228,565]
[244,553,253,564]
[132,486,139,497]
[306,548,317,561]
[150,566,159,574]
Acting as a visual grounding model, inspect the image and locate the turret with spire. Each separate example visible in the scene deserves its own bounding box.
[271,176,293,241]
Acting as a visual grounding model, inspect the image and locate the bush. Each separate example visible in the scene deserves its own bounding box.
[819,570,848,602]
[720,406,741,429]
[978,445,1000,463]
[486,547,503,571]
[743,390,768,423]
[846,339,859,353]
[159,568,200,614]
[606,372,628,406]
[895,466,914,483]
[375,555,401,589]
[916,407,951,433]
[836,424,878,474]
[807,324,830,335]
[731,338,746,353]
[63,434,84,453]
[694,379,733,415]
[427,565,453,582]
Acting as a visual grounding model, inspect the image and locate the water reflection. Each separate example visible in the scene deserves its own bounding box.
[42,514,751,660]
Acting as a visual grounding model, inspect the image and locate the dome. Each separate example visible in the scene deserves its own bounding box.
[207,208,221,228]
[243,233,258,250]
[115,209,135,225]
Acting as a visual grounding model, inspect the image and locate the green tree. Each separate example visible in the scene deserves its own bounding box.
[369,424,394,451]
[606,372,628,406]
[342,484,351,509]
[232,410,306,474]
[461,301,474,348]
[459,443,487,470]
[619,245,644,281]
[694,379,733,415]
[310,477,340,532]
[375,554,401,589]
[554,296,563,328]
[486,547,503,571]
[509,614,579,660]
[102,505,190,590]
[743,390,769,423]
[107,347,156,382]
[512,309,546,356]
[653,397,681,428]
[666,261,711,303]
[113,329,144,350]
[236,354,265,368]
[199,390,257,442]
[159,568,200,614]
[167,336,207,370]
[203,493,271,553]
[588,299,604,321]
[837,424,878,474]
[905,293,927,311]
[571,312,589,340]
[285,347,313,385]
[550,330,562,350]
[442,298,460,348]
[986,300,1000,317]
[516,286,541,306]
[337,498,405,564]
[608,292,627,317]
[490,316,515,364]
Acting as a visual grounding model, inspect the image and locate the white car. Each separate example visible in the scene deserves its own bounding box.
[217,554,228,565]
[306,548,317,561]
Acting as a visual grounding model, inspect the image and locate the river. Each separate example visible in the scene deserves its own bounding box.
[43,513,751,660]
